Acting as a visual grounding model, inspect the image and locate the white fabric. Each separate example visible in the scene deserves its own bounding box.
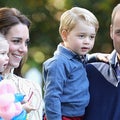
[4,69,43,120]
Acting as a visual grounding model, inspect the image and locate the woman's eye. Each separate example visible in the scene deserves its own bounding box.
[12,40,20,44]
[25,40,30,46]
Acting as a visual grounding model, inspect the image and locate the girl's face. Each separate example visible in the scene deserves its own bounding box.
[5,23,30,69]
[0,41,9,72]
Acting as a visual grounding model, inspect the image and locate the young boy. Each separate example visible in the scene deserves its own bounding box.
[43,7,99,120]
[0,34,9,78]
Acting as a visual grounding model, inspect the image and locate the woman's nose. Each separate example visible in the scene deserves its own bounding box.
[19,43,28,53]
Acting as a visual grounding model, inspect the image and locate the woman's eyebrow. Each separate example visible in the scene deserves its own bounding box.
[12,37,22,40]
[12,37,30,41]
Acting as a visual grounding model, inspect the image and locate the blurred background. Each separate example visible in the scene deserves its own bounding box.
[0,0,119,76]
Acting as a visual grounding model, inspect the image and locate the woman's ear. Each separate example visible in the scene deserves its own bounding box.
[61,30,68,42]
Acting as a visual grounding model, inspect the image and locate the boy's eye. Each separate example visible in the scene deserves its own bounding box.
[78,35,85,38]
[90,35,95,39]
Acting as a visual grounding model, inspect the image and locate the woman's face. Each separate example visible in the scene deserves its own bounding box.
[5,23,30,69]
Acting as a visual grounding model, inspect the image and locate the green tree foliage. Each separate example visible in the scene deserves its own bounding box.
[0,0,120,72]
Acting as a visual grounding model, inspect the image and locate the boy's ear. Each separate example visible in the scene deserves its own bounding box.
[61,30,68,41]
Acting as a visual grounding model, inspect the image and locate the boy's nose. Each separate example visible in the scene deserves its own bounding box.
[84,37,90,43]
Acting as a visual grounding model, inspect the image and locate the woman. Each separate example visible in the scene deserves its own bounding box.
[0,7,42,120]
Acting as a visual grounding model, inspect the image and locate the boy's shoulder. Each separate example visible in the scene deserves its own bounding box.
[43,53,70,67]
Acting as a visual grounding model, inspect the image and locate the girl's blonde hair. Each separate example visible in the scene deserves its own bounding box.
[59,7,99,35]
[0,33,8,43]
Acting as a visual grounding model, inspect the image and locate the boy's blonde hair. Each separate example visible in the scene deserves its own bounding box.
[111,4,120,25]
[59,7,99,35]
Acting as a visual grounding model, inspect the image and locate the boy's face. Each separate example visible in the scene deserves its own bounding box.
[0,41,9,72]
[62,21,96,55]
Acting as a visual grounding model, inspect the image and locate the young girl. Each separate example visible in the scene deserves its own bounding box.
[0,34,9,76]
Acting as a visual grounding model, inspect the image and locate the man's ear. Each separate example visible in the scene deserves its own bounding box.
[110,24,113,40]
[61,30,68,42]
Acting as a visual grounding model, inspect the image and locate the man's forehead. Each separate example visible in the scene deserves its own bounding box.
[112,12,120,26]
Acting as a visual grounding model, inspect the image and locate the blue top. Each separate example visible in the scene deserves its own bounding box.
[0,75,3,81]
[84,50,120,120]
[43,43,90,120]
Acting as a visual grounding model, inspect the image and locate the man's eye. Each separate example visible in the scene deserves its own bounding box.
[116,31,120,34]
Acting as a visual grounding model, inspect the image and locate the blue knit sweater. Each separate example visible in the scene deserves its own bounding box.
[84,50,120,120]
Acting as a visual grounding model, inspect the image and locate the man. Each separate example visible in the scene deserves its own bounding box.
[84,3,120,120]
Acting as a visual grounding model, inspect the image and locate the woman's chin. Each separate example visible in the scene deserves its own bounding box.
[9,63,20,69]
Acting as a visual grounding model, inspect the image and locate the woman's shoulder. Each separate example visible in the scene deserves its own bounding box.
[12,74,43,120]
[13,74,42,92]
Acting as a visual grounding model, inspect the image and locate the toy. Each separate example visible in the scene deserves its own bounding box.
[0,80,27,120]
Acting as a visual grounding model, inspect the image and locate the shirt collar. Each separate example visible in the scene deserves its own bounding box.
[109,50,120,68]
[54,43,86,61]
